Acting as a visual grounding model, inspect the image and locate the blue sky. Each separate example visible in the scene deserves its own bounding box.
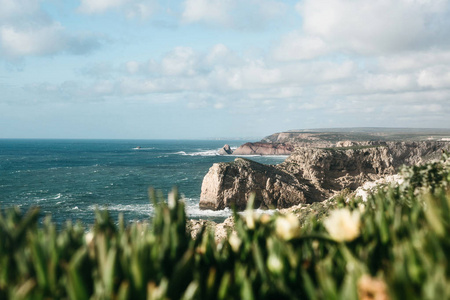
[1,0,450,139]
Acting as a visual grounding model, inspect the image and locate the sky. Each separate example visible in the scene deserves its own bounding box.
[1,0,450,139]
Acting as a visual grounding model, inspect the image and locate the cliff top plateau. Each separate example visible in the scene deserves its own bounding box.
[261,127,450,144]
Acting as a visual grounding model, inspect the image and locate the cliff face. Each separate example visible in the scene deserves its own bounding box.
[232,142,294,155]
[261,128,450,144]
[199,141,449,210]
[278,146,395,201]
[199,158,309,210]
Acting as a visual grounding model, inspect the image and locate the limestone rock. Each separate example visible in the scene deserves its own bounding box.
[200,141,450,211]
[187,216,235,243]
[218,144,233,155]
[232,142,294,155]
[199,158,309,210]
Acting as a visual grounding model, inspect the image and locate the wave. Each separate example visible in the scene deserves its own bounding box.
[86,200,278,221]
[175,149,220,156]
[175,150,289,158]
[88,204,155,214]
[239,208,278,216]
[186,205,233,218]
[133,147,155,150]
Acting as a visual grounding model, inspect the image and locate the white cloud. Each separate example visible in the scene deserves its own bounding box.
[248,87,303,100]
[91,80,115,95]
[273,33,329,61]
[21,19,450,129]
[181,0,286,29]
[182,0,233,25]
[417,66,450,89]
[1,25,65,57]
[161,47,199,76]
[78,0,127,14]
[0,0,49,25]
[297,0,450,55]
[78,0,157,19]
[0,24,101,58]
[205,44,241,67]
[0,0,103,59]
[214,102,225,109]
[126,61,140,74]
[363,73,416,92]
[377,50,450,72]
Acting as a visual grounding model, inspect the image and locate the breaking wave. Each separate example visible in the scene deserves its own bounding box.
[175,149,221,156]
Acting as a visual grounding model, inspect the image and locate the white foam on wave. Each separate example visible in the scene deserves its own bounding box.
[31,193,64,203]
[133,147,155,150]
[186,205,233,218]
[86,199,277,220]
[247,208,278,216]
[88,204,155,215]
[174,148,290,158]
[175,149,220,156]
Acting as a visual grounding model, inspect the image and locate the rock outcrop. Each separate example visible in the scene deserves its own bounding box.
[199,158,309,210]
[218,144,233,155]
[199,141,450,210]
[232,142,294,155]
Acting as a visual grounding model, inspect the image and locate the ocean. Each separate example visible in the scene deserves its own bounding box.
[0,139,287,226]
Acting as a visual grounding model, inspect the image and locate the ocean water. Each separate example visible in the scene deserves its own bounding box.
[0,139,287,225]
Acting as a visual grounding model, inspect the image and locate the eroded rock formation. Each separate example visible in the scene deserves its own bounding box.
[199,158,309,210]
[199,141,449,210]
[218,144,233,155]
[232,142,294,155]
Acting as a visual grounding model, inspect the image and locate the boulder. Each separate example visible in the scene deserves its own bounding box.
[218,144,233,155]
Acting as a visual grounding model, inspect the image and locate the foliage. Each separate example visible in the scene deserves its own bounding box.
[1,156,450,299]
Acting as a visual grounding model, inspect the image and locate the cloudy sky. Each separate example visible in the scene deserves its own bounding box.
[1,0,450,139]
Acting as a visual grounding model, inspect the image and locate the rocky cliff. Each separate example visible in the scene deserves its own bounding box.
[262,128,450,144]
[199,141,449,210]
[199,158,309,210]
[232,142,294,155]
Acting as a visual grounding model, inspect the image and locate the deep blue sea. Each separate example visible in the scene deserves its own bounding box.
[0,139,287,226]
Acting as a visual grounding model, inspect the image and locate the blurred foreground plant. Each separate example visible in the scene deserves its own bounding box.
[0,155,449,299]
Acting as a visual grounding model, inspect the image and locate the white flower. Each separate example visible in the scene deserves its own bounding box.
[244,211,258,229]
[358,203,366,213]
[168,191,176,209]
[85,231,94,246]
[324,208,361,242]
[267,254,283,274]
[260,214,271,224]
[229,232,242,252]
[275,214,300,240]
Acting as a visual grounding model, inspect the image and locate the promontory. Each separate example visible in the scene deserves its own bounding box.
[200,128,450,210]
